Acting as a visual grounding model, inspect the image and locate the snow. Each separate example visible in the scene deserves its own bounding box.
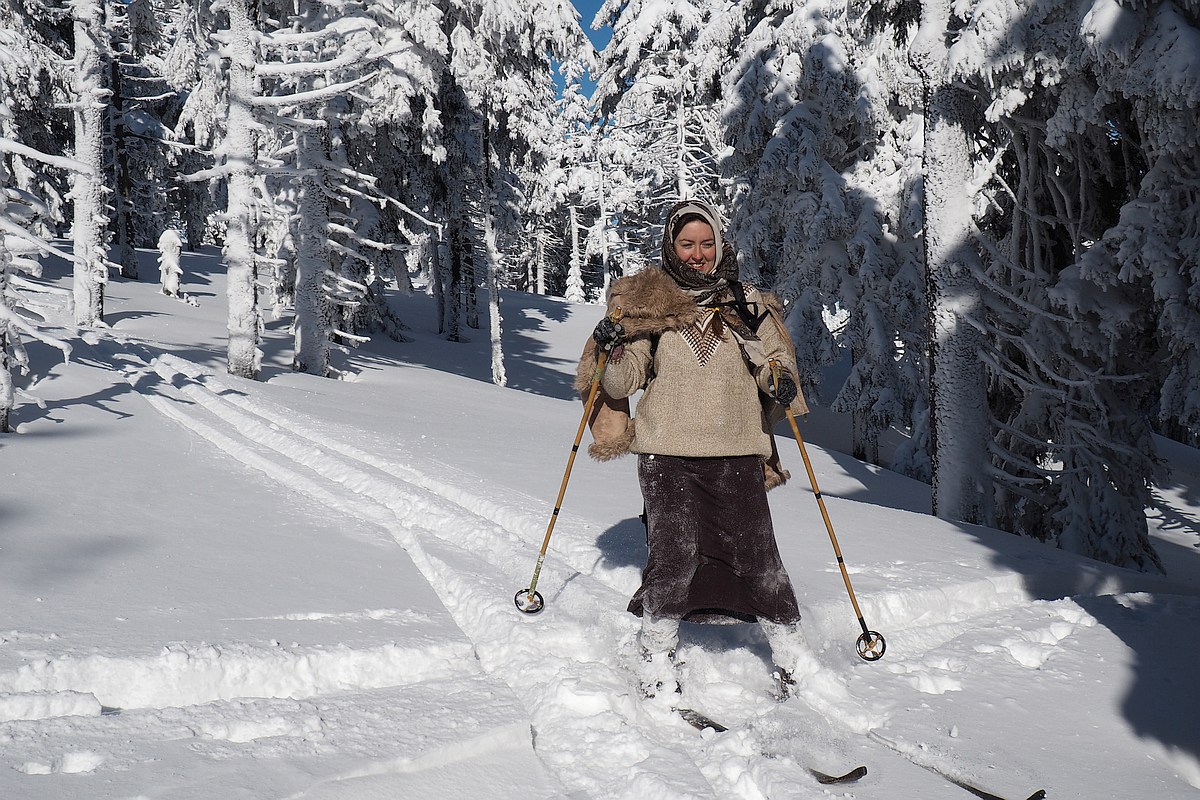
[3,245,1200,799]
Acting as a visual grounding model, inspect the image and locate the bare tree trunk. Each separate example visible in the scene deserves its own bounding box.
[72,0,108,327]
[598,161,612,291]
[110,52,137,279]
[482,109,506,386]
[292,125,331,375]
[912,0,990,524]
[675,98,688,199]
[0,267,10,432]
[566,204,584,301]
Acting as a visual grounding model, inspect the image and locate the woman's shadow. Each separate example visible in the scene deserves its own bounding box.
[595,513,649,571]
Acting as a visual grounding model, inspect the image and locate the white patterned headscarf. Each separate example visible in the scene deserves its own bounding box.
[660,200,739,303]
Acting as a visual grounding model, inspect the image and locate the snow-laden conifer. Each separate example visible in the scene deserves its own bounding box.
[69,0,111,328]
[909,0,1199,570]
[422,0,589,369]
[107,0,178,275]
[721,1,918,454]
[248,0,396,377]
[592,0,727,261]
[0,99,78,431]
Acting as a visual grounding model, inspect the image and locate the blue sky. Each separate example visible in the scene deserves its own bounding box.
[571,0,611,50]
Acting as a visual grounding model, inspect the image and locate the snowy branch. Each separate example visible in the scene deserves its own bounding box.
[0,139,93,174]
[253,75,374,108]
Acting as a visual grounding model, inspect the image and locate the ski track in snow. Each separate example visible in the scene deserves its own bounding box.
[46,333,1108,798]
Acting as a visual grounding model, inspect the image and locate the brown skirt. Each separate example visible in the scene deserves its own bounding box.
[628,453,802,625]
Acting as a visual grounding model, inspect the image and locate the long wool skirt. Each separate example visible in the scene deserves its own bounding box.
[628,453,802,625]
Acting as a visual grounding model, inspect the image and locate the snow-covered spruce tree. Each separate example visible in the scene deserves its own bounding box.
[906,0,992,523]
[1070,1,1200,452]
[824,1,927,470]
[70,0,112,328]
[555,58,597,302]
[0,114,79,432]
[162,0,222,250]
[333,0,445,341]
[425,0,588,352]
[592,0,728,262]
[1,0,72,234]
[1036,0,1196,570]
[905,0,1197,570]
[253,0,392,377]
[106,0,177,275]
[592,105,653,278]
[474,3,587,380]
[172,0,266,378]
[720,0,914,452]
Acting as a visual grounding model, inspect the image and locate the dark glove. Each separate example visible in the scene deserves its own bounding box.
[593,317,625,352]
[769,369,798,406]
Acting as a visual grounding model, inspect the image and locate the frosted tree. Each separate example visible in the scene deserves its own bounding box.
[832,2,928,471]
[107,0,177,274]
[1070,1,1200,451]
[557,55,599,300]
[0,66,81,432]
[162,0,222,250]
[894,0,1199,570]
[592,0,728,258]
[171,0,266,378]
[425,0,588,368]
[70,0,111,328]
[251,0,396,377]
[903,0,992,523]
[219,0,262,378]
[0,0,72,240]
[720,1,907,436]
[0,171,76,431]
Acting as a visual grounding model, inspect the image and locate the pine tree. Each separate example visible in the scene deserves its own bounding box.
[907,0,992,523]
[424,0,588,359]
[70,0,111,327]
[592,0,727,263]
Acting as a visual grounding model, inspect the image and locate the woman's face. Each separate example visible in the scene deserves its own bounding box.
[673,219,717,273]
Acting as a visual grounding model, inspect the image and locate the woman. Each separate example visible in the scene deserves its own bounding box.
[578,199,814,700]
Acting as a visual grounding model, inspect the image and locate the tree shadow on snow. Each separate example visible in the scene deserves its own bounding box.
[947,517,1200,782]
[1075,591,1200,776]
[361,289,587,401]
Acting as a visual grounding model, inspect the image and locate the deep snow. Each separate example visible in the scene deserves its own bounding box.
[2,247,1199,799]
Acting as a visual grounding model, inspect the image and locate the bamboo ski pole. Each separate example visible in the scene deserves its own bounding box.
[771,361,886,661]
[515,311,623,615]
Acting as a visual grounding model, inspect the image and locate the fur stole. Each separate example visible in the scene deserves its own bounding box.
[574,268,699,461]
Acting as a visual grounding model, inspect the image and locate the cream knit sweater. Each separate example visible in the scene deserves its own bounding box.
[601,290,798,459]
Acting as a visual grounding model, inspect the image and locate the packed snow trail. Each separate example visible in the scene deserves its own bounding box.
[87,339,745,797]
[69,334,1093,799]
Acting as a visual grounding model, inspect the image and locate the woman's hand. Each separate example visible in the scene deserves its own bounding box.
[593,317,626,352]
[768,369,798,405]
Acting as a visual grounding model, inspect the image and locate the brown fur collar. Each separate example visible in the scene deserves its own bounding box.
[573,267,701,397]
[574,268,701,461]
[603,267,701,341]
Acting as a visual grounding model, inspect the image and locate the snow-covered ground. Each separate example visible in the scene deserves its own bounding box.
[3,248,1199,799]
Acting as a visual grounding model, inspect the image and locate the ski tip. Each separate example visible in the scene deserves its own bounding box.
[674,707,728,733]
[1026,792,1047,800]
[809,765,868,784]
